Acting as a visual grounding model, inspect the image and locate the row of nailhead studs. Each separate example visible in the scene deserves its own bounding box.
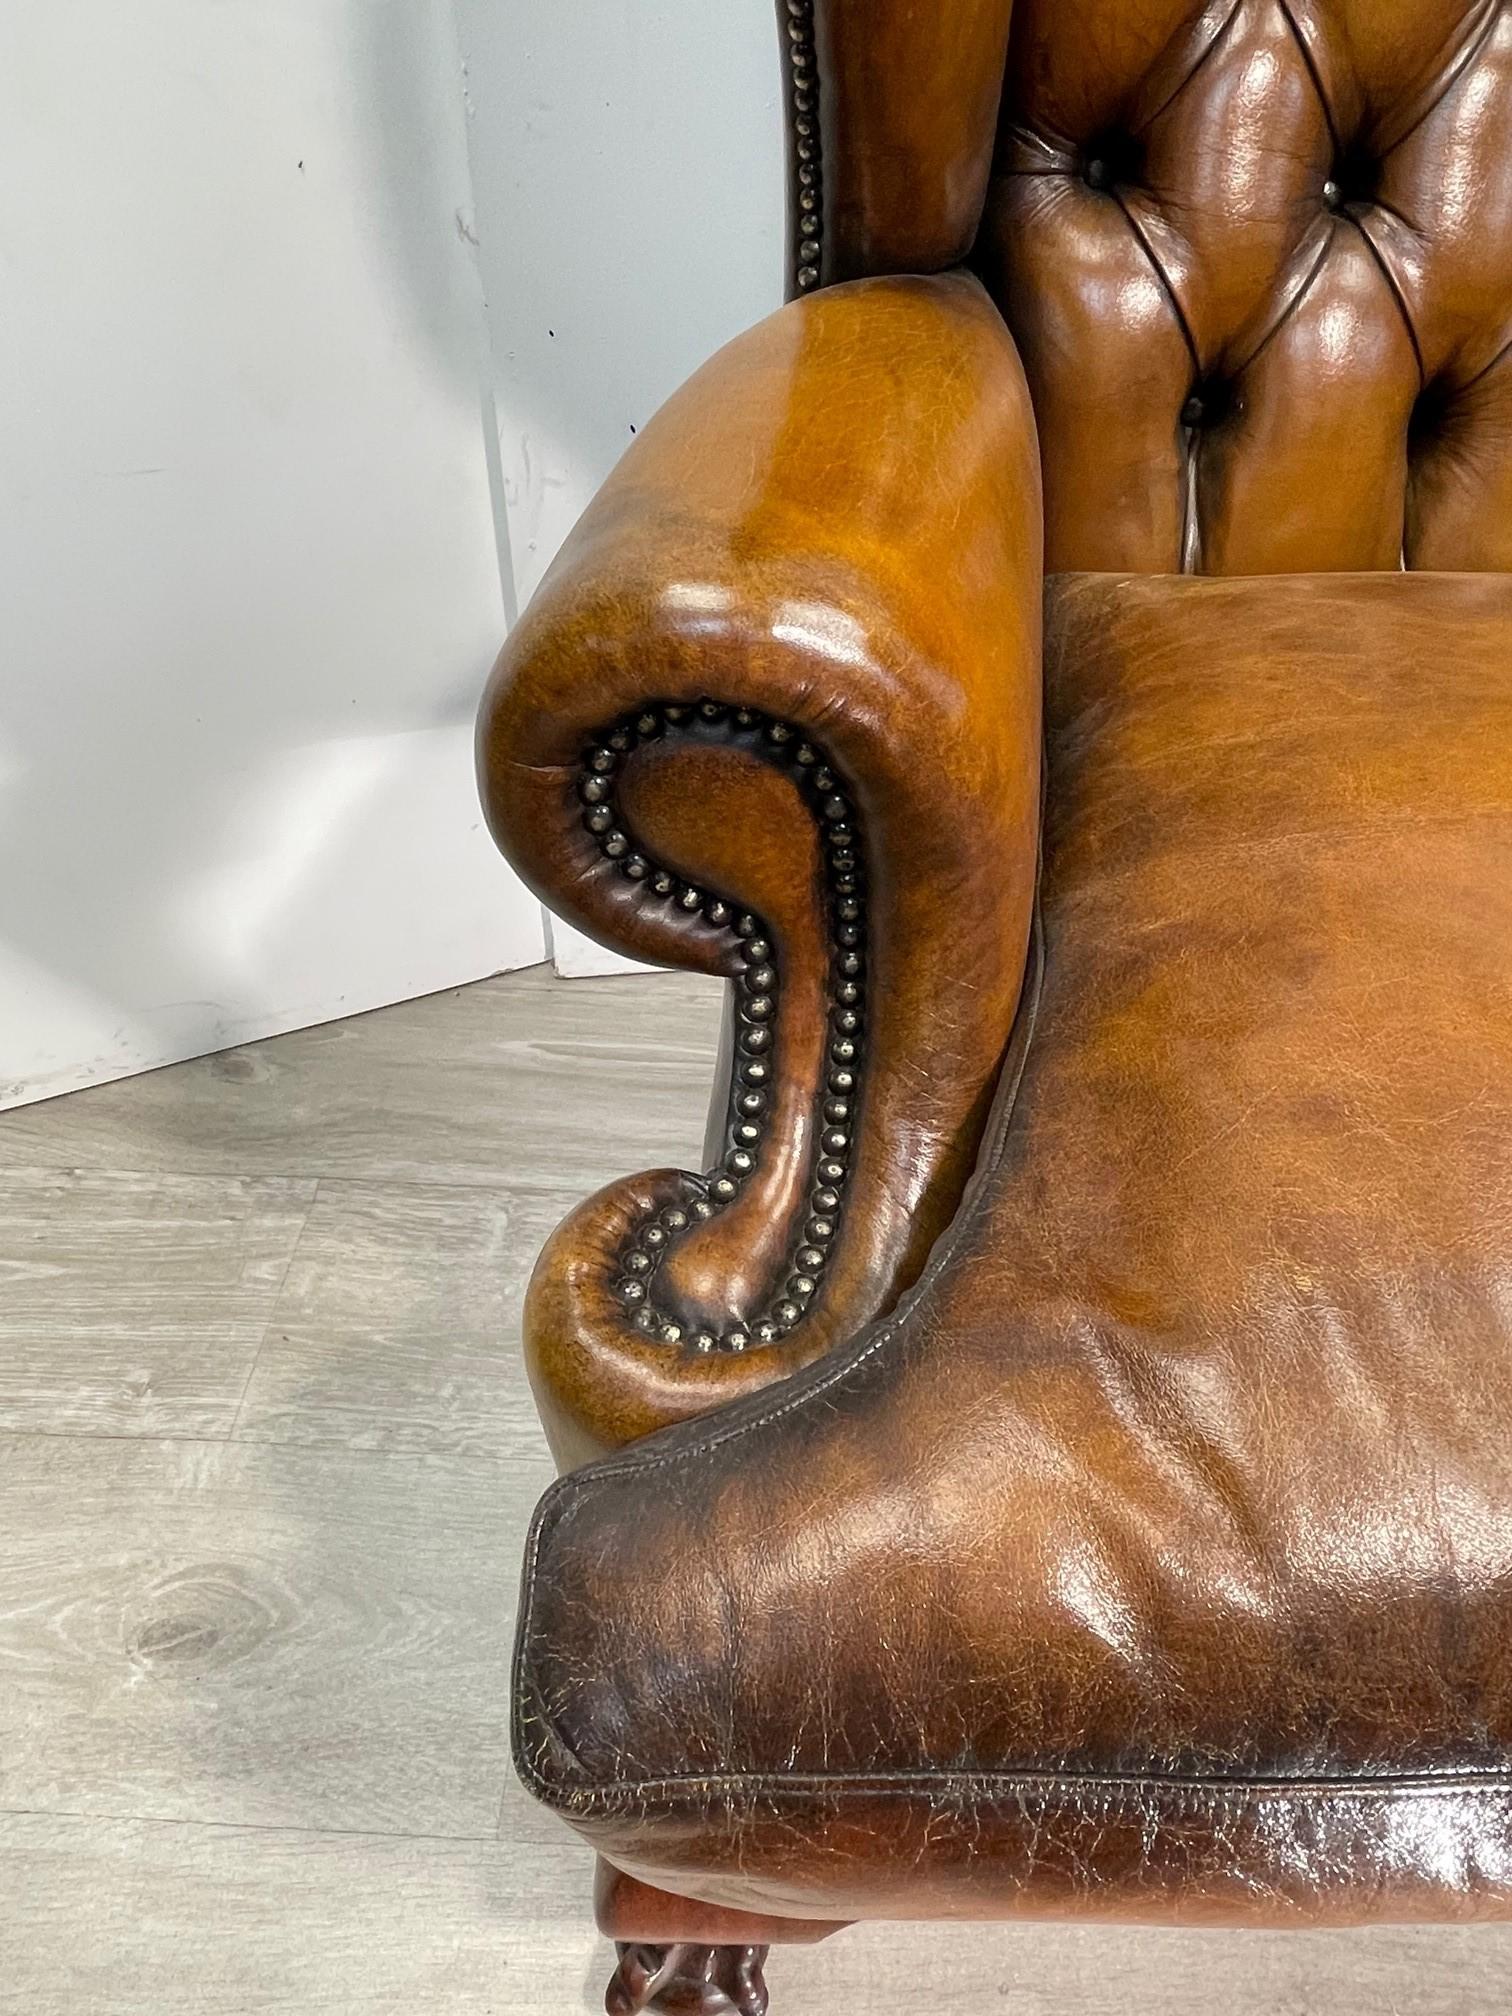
[576,700,865,1354]
[785,0,822,291]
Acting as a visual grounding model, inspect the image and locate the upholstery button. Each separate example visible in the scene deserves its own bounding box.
[1409,379,1454,449]
[1181,377,1235,432]
[1329,144,1378,208]
[1079,130,1143,194]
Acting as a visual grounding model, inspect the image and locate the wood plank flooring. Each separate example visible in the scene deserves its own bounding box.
[2,963,1509,2013]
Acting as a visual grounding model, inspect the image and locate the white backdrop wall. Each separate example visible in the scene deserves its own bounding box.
[0,0,543,1108]
[453,0,786,975]
[0,0,784,1108]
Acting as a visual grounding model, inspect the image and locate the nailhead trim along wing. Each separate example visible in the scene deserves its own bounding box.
[577,702,865,1355]
[785,0,822,292]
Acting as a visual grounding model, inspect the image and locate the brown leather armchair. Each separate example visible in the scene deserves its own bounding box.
[478,3,1512,2008]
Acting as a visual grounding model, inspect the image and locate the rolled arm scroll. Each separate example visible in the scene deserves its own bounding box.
[478,273,1042,1468]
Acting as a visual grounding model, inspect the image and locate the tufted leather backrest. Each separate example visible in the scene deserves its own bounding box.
[973,0,1512,573]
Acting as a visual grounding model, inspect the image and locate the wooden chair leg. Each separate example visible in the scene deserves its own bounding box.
[594,1858,849,2015]
[605,1940,769,2016]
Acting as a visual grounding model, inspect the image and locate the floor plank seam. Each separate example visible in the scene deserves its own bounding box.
[0,1803,504,1847]
[224,1176,325,1442]
[0,1422,525,1462]
[0,1162,696,1202]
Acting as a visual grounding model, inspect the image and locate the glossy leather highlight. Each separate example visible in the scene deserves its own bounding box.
[976,0,1512,571]
[478,273,1041,1467]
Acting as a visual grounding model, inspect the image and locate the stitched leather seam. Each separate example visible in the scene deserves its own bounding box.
[1455,326,1512,396]
[1377,0,1502,157]
[1351,213,1428,388]
[523,1764,1512,1812]
[1276,0,1341,157]
[1117,197,1201,381]
[1365,191,1428,238]
[1226,218,1336,380]
[1106,201,1202,573]
[992,122,1075,175]
[1138,0,1248,135]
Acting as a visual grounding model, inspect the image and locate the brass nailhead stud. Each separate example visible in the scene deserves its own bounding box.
[585,698,866,1355]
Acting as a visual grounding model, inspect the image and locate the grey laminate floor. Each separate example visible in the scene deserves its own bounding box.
[2,964,1509,2015]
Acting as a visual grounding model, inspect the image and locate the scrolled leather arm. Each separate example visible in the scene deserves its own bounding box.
[478,271,1042,1468]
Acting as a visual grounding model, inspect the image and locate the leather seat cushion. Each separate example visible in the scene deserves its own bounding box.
[513,571,1512,1928]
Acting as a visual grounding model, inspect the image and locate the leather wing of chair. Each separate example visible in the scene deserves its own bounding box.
[480,1,1512,2008]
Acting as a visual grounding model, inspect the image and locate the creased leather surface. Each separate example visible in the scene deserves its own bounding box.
[478,274,1042,1467]
[974,0,1512,573]
[513,571,1512,1926]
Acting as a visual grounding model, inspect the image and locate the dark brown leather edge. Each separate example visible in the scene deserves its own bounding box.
[595,1861,849,1944]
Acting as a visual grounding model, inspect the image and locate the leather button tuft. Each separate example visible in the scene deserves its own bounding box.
[1181,377,1235,431]
[1080,129,1143,194]
[1329,143,1379,209]
[1409,378,1455,449]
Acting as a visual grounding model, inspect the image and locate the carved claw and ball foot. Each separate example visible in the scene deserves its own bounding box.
[606,1941,770,2016]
